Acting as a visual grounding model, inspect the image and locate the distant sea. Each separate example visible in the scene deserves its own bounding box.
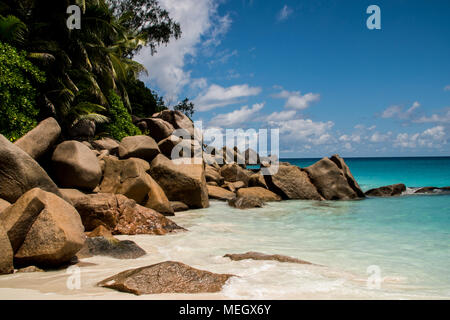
[0,157,449,299]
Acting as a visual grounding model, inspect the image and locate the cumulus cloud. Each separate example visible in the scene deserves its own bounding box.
[194,84,262,111]
[413,108,450,124]
[381,101,420,120]
[265,110,297,121]
[394,126,446,149]
[209,103,264,127]
[135,0,231,101]
[268,118,334,145]
[370,131,392,143]
[272,90,320,110]
[277,5,293,21]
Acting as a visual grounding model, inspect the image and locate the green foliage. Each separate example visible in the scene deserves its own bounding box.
[174,98,195,119]
[0,41,45,142]
[125,79,166,118]
[103,91,141,140]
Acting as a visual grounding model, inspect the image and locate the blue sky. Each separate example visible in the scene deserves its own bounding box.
[136,0,450,158]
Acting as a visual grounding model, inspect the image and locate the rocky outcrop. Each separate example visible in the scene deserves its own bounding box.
[52,141,102,190]
[150,154,209,208]
[0,188,85,268]
[140,118,175,142]
[228,196,264,209]
[118,135,160,162]
[77,237,146,260]
[14,117,61,160]
[219,163,252,186]
[0,199,10,214]
[91,138,120,154]
[237,187,281,202]
[224,252,314,265]
[99,156,173,215]
[98,261,234,295]
[170,201,189,212]
[0,134,62,203]
[365,184,406,197]
[207,185,235,201]
[265,164,323,200]
[0,225,14,274]
[305,155,365,200]
[71,193,183,235]
[153,110,195,138]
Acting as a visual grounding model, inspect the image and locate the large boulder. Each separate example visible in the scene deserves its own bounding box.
[91,138,120,154]
[237,187,281,202]
[99,156,173,215]
[14,117,61,160]
[158,135,181,158]
[219,163,252,186]
[118,135,160,162]
[365,184,406,197]
[150,154,209,208]
[248,173,268,189]
[0,225,14,274]
[153,110,194,137]
[228,196,264,209]
[207,185,236,201]
[71,193,183,235]
[52,141,102,190]
[98,261,234,295]
[0,188,86,268]
[305,155,365,200]
[141,118,175,142]
[264,165,323,200]
[0,199,10,214]
[244,148,260,165]
[0,134,63,203]
[205,165,224,185]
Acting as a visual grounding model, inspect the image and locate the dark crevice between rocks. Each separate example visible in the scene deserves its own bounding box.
[328,156,365,198]
[263,174,289,200]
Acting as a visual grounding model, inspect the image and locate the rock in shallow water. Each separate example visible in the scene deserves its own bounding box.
[224,251,314,265]
[236,187,281,202]
[228,196,264,209]
[365,183,406,197]
[98,261,234,295]
[77,237,146,260]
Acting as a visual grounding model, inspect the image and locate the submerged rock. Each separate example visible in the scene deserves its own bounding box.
[237,187,281,202]
[305,154,365,200]
[413,186,450,194]
[77,237,146,260]
[224,251,314,265]
[0,134,62,203]
[98,261,234,295]
[14,117,61,160]
[365,183,406,197]
[228,196,264,209]
[71,193,183,235]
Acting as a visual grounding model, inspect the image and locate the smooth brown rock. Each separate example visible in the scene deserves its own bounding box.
[244,148,260,165]
[71,193,183,235]
[365,184,406,197]
[16,265,44,273]
[224,252,313,265]
[248,173,268,189]
[414,186,450,194]
[142,118,175,142]
[1,188,86,268]
[0,199,10,214]
[219,163,252,185]
[144,176,174,216]
[237,187,281,202]
[265,165,323,200]
[91,138,120,154]
[52,141,102,190]
[87,225,115,240]
[98,261,234,295]
[77,237,146,260]
[59,189,87,204]
[0,225,14,274]
[0,134,63,203]
[305,155,365,200]
[118,135,160,162]
[207,185,236,201]
[170,201,189,212]
[150,154,209,208]
[228,196,264,209]
[222,147,246,167]
[205,165,224,185]
[15,117,61,160]
[158,135,181,158]
[153,110,195,137]
[222,181,246,192]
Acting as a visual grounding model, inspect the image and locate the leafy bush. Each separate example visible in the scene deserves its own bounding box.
[0,41,45,142]
[104,91,141,140]
[125,79,166,118]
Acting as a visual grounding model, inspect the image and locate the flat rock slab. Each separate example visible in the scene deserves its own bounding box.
[77,237,146,260]
[98,261,234,295]
[365,183,406,197]
[224,251,314,265]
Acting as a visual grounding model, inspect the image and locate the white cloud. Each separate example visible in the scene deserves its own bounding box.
[268,118,334,145]
[413,109,450,124]
[277,5,293,21]
[370,131,392,143]
[394,126,446,149]
[265,110,297,121]
[209,103,264,127]
[194,84,262,111]
[273,90,320,110]
[135,0,231,101]
[381,101,420,120]
[339,134,361,143]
